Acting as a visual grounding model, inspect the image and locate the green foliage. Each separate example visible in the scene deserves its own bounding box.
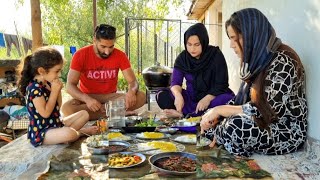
[117,73,146,92]
[0,48,22,60]
[8,0,182,86]
[40,0,182,86]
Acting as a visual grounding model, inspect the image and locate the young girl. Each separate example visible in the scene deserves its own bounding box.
[18,46,99,147]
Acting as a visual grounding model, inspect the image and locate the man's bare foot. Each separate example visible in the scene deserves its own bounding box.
[79,126,99,136]
[125,110,138,116]
[163,109,183,118]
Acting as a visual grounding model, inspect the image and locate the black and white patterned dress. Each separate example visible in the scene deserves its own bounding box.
[205,51,308,157]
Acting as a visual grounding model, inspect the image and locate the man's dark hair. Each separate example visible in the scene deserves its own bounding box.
[94,24,116,40]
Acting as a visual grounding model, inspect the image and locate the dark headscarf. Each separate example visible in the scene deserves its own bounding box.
[230,8,282,105]
[174,23,230,101]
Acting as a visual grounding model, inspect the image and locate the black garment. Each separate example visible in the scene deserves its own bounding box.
[21,37,32,54]
[174,23,230,101]
[156,89,175,110]
[4,34,22,56]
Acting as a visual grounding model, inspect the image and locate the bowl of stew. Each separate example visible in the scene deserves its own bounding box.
[149,152,196,176]
[87,140,130,155]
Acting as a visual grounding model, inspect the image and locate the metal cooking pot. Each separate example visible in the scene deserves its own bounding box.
[142,64,173,87]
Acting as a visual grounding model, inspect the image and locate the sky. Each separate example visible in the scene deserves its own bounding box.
[0,0,31,35]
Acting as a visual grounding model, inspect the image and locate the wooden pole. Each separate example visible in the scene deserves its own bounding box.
[30,0,43,51]
[93,0,97,31]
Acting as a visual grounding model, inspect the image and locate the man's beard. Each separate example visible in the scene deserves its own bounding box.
[95,45,112,59]
[98,50,111,59]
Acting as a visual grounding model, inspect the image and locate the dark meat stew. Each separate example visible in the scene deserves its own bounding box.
[154,156,196,172]
[109,145,127,153]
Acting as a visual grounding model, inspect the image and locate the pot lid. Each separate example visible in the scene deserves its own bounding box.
[142,63,173,74]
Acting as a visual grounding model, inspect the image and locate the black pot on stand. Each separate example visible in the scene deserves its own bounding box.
[142,63,173,110]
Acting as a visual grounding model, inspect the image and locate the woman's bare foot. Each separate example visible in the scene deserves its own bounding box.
[209,138,216,148]
[79,126,99,136]
[163,109,183,118]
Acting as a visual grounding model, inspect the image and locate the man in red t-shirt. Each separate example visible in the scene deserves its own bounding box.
[61,24,146,120]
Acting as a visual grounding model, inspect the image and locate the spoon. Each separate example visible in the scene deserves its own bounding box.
[184,111,196,119]
[81,132,92,137]
[130,148,160,154]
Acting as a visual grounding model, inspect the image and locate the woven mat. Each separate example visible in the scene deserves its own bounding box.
[0,134,67,180]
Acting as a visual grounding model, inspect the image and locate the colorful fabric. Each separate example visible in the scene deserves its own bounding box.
[205,51,308,157]
[0,33,5,47]
[70,45,131,94]
[26,80,63,147]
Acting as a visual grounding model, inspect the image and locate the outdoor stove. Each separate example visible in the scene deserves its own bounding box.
[142,63,173,110]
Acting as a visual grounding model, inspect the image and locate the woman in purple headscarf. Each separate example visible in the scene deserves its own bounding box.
[200,8,308,157]
[156,23,234,118]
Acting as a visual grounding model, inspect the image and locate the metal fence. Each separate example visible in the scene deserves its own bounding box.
[123,18,222,74]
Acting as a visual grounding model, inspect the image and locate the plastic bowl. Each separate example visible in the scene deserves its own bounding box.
[125,116,143,126]
[157,127,179,134]
[173,122,197,133]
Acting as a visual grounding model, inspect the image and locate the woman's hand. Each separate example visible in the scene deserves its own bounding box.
[200,107,220,132]
[174,94,184,113]
[196,95,214,113]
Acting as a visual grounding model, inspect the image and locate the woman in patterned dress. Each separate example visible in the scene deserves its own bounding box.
[18,47,99,147]
[200,8,308,157]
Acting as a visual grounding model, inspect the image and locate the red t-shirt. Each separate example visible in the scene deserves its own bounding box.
[70,45,131,94]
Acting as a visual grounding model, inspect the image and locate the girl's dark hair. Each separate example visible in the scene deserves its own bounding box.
[17,46,63,95]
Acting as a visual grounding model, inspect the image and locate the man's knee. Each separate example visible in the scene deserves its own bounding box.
[138,91,146,103]
[61,99,82,116]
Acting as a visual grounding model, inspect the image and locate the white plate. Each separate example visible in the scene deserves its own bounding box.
[108,152,146,169]
[85,134,132,142]
[129,141,185,155]
[196,137,212,147]
[135,132,171,140]
[170,134,197,144]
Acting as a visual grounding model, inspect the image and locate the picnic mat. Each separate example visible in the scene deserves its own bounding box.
[196,147,272,179]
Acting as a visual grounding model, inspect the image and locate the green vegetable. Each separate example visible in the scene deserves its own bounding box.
[134,118,158,127]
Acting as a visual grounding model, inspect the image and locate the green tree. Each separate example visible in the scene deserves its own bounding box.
[13,0,182,89]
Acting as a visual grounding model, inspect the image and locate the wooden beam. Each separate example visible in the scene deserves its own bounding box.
[30,0,43,51]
